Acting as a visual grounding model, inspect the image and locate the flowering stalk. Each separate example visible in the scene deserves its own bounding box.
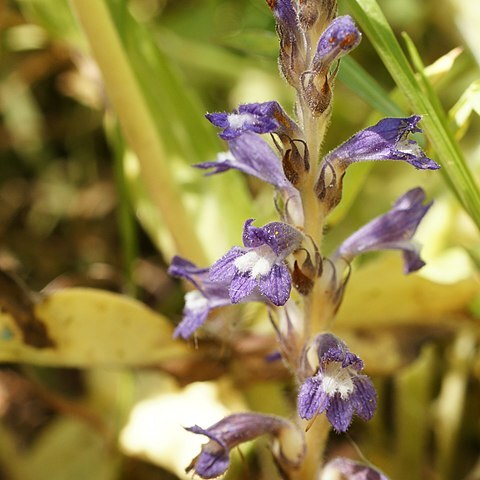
[171,1,439,478]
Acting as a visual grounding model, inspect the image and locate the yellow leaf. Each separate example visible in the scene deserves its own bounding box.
[0,288,188,367]
[336,256,479,328]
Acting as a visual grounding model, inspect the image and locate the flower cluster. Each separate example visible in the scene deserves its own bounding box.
[170,1,439,478]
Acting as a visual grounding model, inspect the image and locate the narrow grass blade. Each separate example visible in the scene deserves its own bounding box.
[345,0,480,230]
[338,57,405,117]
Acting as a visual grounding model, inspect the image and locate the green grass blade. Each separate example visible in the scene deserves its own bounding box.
[338,57,405,116]
[345,0,480,230]
[70,0,210,264]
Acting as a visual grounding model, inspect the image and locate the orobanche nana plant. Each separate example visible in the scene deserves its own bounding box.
[169,1,439,478]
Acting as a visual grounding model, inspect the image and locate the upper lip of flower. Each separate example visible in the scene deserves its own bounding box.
[335,187,433,274]
[313,15,362,71]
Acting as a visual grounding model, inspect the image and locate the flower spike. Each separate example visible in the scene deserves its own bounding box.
[335,187,432,273]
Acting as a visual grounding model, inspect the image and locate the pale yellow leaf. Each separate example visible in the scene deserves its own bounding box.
[336,256,479,328]
[0,288,188,367]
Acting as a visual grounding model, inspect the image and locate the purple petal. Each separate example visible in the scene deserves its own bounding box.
[242,219,269,248]
[204,112,229,129]
[170,256,235,339]
[205,101,300,140]
[186,413,302,478]
[239,101,301,138]
[194,152,238,176]
[210,246,245,283]
[314,333,349,362]
[402,249,426,273]
[168,255,209,291]
[325,116,440,171]
[190,449,230,479]
[324,457,390,480]
[206,106,277,140]
[185,425,230,479]
[185,424,228,449]
[326,394,354,432]
[229,132,292,189]
[336,187,432,273]
[173,294,210,339]
[261,222,304,256]
[205,101,301,141]
[313,15,361,70]
[351,376,377,421]
[267,0,299,35]
[229,272,257,303]
[196,132,292,191]
[243,220,303,256]
[298,376,330,420]
[258,263,292,306]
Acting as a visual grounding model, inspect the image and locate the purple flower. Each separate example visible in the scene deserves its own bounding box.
[321,457,389,480]
[168,256,232,339]
[195,132,293,192]
[210,219,303,306]
[267,0,298,34]
[312,15,362,73]
[185,412,305,479]
[298,333,376,432]
[205,101,300,140]
[324,116,440,171]
[315,117,439,211]
[335,188,432,273]
[266,0,304,87]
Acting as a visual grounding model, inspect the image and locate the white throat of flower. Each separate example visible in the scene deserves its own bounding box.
[185,290,208,312]
[228,113,255,130]
[234,245,277,279]
[217,151,235,162]
[397,138,423,157]
[321,361,355,399]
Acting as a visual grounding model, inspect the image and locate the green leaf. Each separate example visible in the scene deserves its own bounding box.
[394,346,436,478]
[345,0,480,231]
[338,57,405,116]
[449,79,480,140]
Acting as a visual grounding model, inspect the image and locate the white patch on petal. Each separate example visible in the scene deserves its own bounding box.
[228,113,255,130]
[217,151,235,162]
[321,362,354,399]
[234,245,277,279]
[185,291,208,312]
[397,138,422,156]
[251,256,273,278]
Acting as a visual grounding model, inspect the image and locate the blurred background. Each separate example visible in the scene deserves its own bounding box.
[0,0,479,479]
